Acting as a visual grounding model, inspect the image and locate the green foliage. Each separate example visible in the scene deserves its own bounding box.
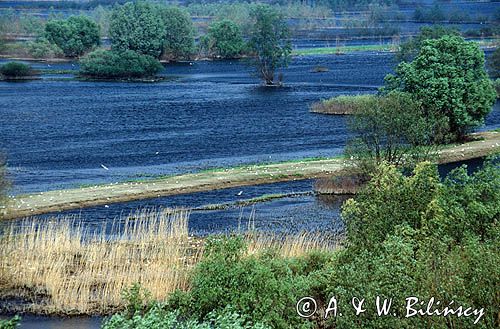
[345,91,438,176]
[311,94,375,114]
[0,316,21,329]
[396,25,460,62]
[167,236,329,329]
[102,306,270,329]
[79,49,163,79]
[332,159,500,328]
[44,15,100,57]
[201,19,244,59]
[160,6,195,61]
[248,4,291,85]
[489,47,500,79]
[385,36,496,141]
[27,38,64,59]
[413,4,445,23]
[0,62,32,77]
[493,78,500,98]
[109,2,165,58]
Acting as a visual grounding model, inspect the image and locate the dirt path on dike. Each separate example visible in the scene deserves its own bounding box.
[2,131,499,220]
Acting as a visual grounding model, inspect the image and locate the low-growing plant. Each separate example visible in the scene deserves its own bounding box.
[79,49,163,79]
[310,94,375,115]
[0,315,21,329]
[0,62,32,77]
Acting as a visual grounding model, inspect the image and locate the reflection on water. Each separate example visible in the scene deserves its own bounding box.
[0,315,101,329]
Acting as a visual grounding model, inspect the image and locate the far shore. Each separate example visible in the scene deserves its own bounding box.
[2,131,499,220]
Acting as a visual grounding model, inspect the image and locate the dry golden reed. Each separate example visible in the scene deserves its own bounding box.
[0,209,336,315]
[0,209,200,315]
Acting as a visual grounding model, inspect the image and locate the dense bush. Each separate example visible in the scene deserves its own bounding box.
[160,6,195,60]
[44,15,100,57]
[166,236,329,329]
[109,2,165,58]
[345,91,437,176]
[79,49,163,79]
[0,62,32,77]
[201,19,244,59]
[385,36,496,142]
[27,38,64,59]
[0,315,20,329]
[248,4,291,85]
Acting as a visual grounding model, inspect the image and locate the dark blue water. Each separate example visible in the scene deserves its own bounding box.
[0,53,390,194]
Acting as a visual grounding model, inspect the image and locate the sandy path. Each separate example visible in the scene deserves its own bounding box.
[2,131,499,220]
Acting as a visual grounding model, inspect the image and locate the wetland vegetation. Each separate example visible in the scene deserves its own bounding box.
[0,1,499,328]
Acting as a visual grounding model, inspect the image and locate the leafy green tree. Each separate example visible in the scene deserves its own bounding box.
[488,47,500,79]
[345,91,437,177]
[385,36,496,142]
[28,38,64,59]
[79,49,163,79]
[109,1,165,58]
[160,6,195,61]
[201,19,244,59]
[396,25,460,62]
[44,15,100,57]
[248,5,291,85]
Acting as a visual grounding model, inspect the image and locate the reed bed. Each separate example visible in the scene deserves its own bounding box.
[0,209,337,315]
[0,209,200,315]
[310,94,374,115]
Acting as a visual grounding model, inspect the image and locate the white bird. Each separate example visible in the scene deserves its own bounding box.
[237,191,243,196]
[101,164,109,170]
[155,152,159,155]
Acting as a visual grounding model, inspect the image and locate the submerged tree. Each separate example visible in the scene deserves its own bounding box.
[109,1,165,58]
[248,5,291,85]
[385,36,496,142]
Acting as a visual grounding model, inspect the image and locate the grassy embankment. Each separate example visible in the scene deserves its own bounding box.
[310,94,375,115]
[0,209,334,315]
[1,131,499,221]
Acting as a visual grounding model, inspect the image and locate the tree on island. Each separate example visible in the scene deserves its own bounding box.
[109,1,165,58]
[44,15,100,57]
[201,19,244,59]
[160,6,196,61]
[248,5,291,86]
[385,36,496,142]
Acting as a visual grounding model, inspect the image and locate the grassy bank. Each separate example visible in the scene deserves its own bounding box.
[310,94,375,115]
[0,210,334,315]
[2,131,500,220]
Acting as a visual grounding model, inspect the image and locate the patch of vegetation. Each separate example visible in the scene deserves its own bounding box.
[248,4,291,86]
[79,49,163,79]
[160,6,196,61]
[200,19,245,59]
[293,44,393,56]
[385,35,496,142]
[0,61,33,78]
[493,79,500,99]
[44,15,100,57]
[345,91,438,176]
[310,94,375,115]
[27,38,64,59]
[0,315,21,329]
[489,47,500,79]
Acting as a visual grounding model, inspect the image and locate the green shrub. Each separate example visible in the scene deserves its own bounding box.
[493,79,500,98]
[201,19,244,59]
[167,236,329,329]
[0,315,21,329]
[0,62,32,77]
[45,15,100,57]
[79,49,163,79]
[27,38,64,59]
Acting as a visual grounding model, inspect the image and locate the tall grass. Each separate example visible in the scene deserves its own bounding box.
[310,94,375,115]
[0,209,199,315]
[0,209,336,315]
